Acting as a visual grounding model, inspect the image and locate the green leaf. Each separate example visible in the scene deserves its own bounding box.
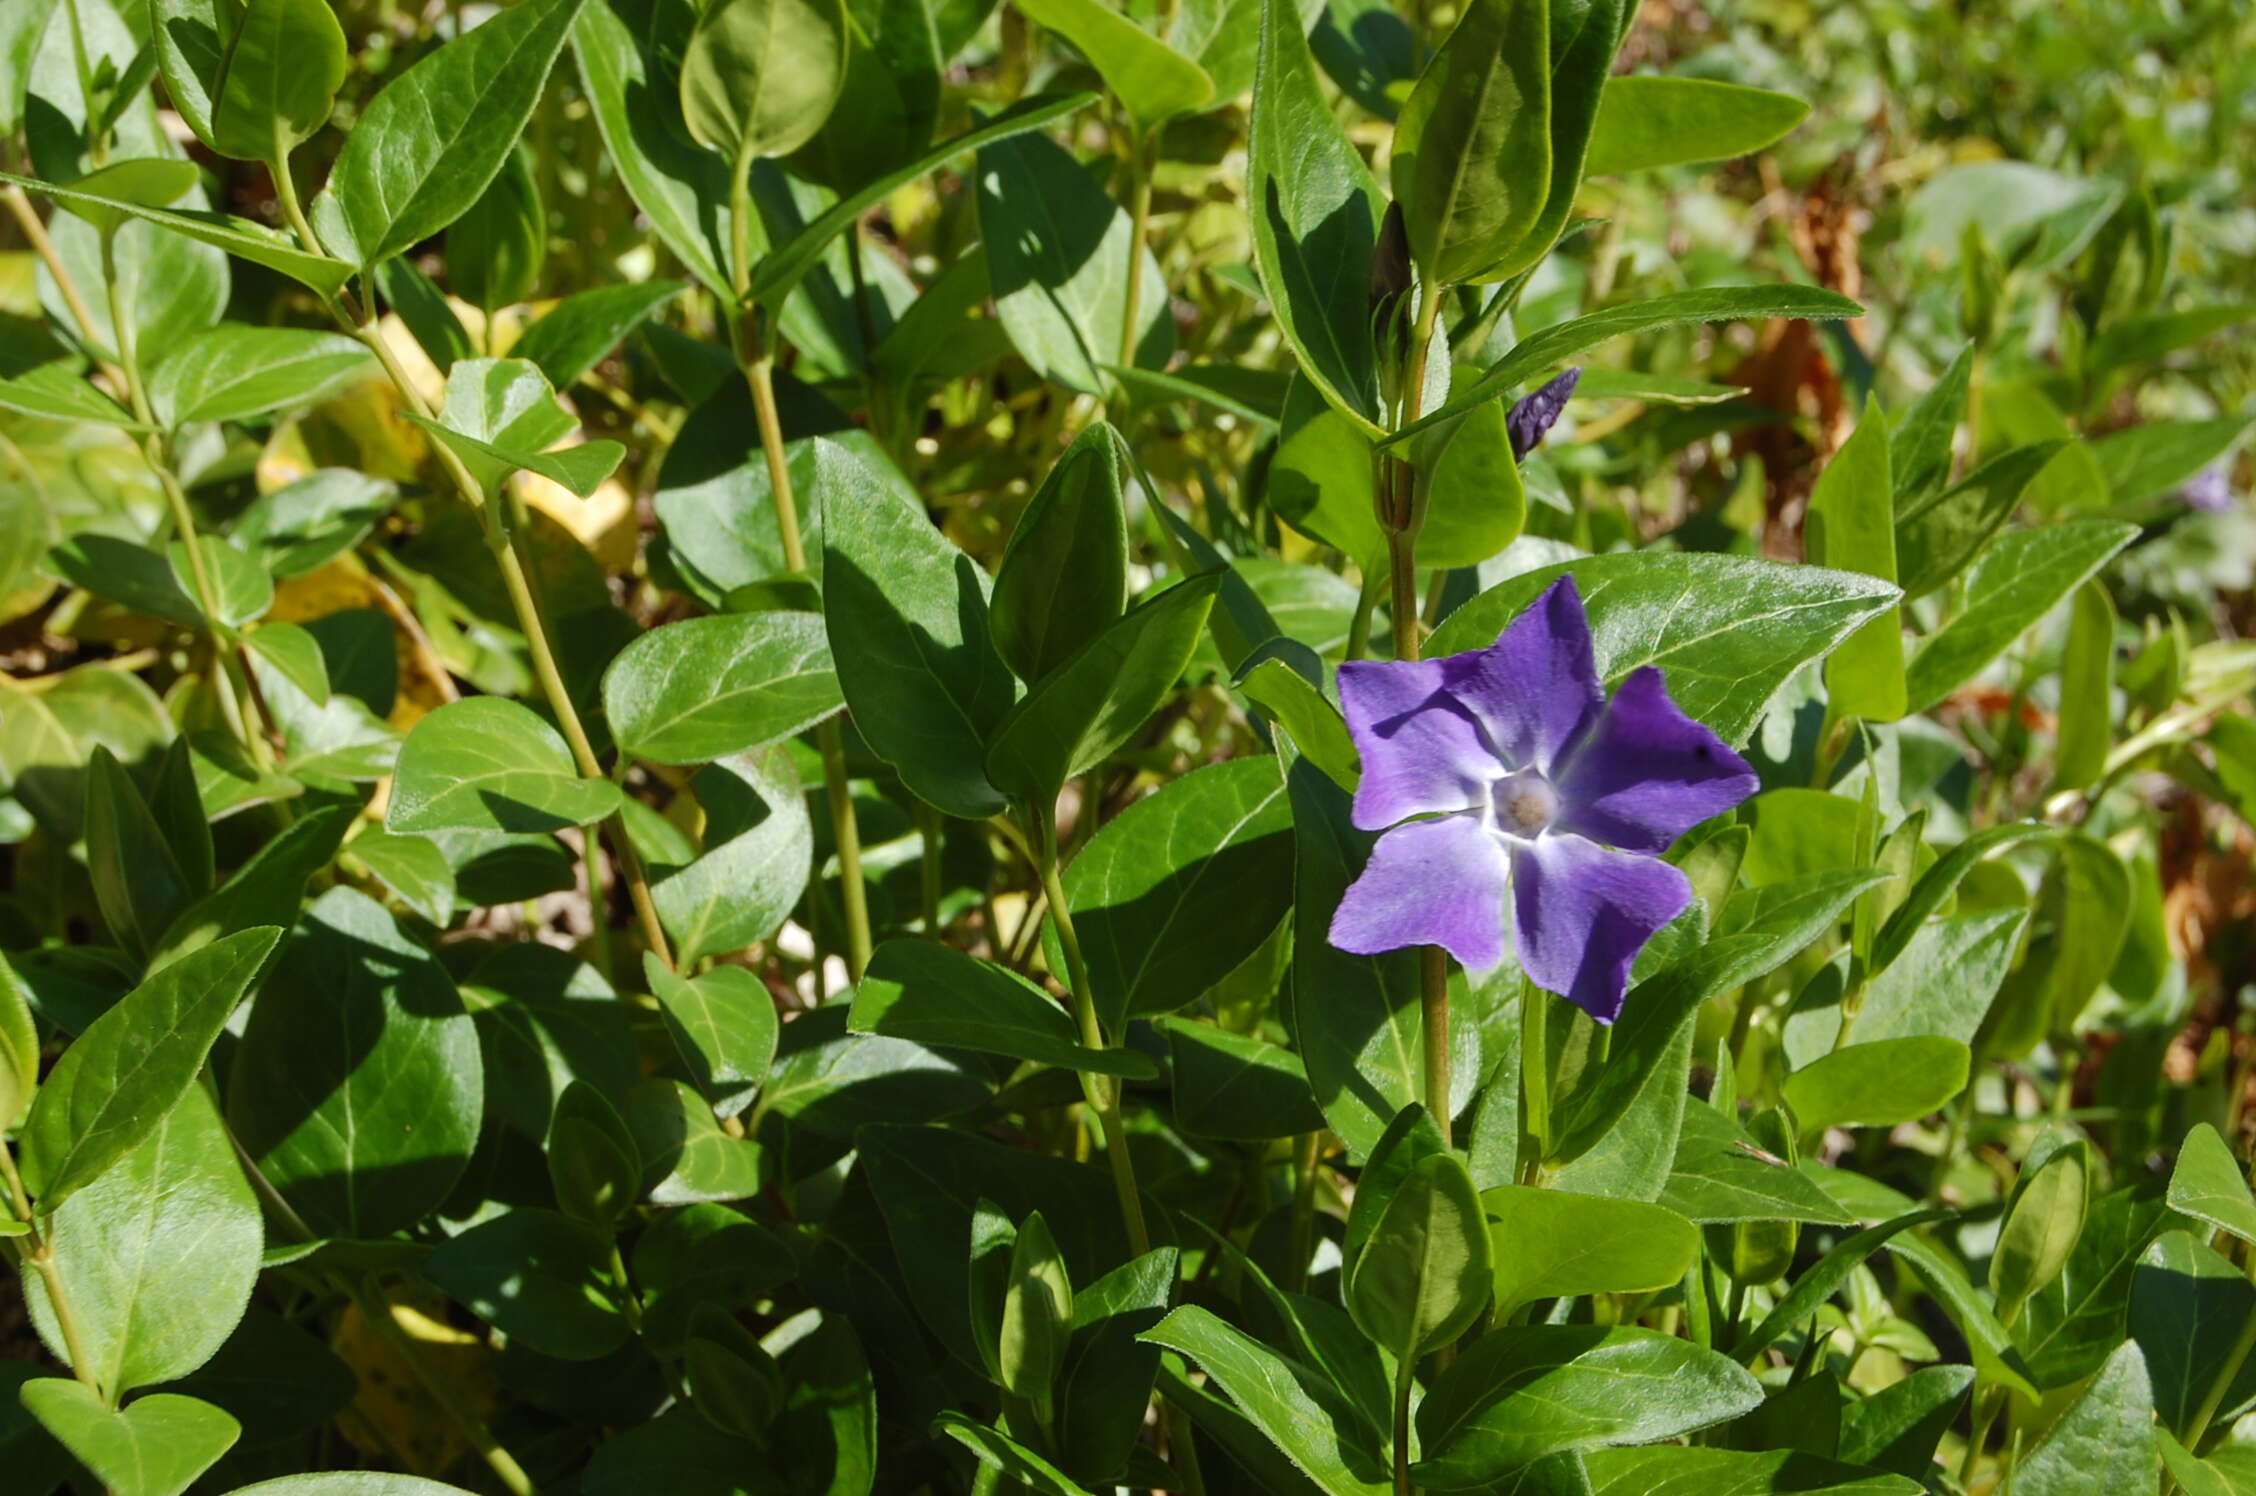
[460,943,637,1139]
[647,750,812,967]
[2019,1187,2172,1391]
[209,0,348,161]
[628,1078,764,1204]
[1733,1208,1950,1364]
[408,357,625,500]
[83,744,194,962]
[1347,1149,1492,1363]
[228,888,481,1236]
[1427,552,1899,747]
[349,830,455,925]
[1889,345,1973,508]
[1161,1019,1325,1139]
[1140,1306,1392,1496]
[1891,441,2067,601]
[646,955,781,1118]
[848,941,1159,1079]
[1578,1447,1921,1495]
[425,1207,630,1361]
[0,359,146,428]
[313,0,585,266]
[603,610,840,763]
[748,92,1091,307]
[449,144,544,312]
[1412,1325,1763,1488]
[1248,0,1384,431]
[17,1383,238,1496]
[985,574,1219,803]
[679,0,846,165]
[45,158,199,236]
[993,424,1129,684]
[549,1082,641,1227]
[2089,417,2254,505]
[0,956,38,1130]
[1015,0,1212,127]
[1391,0,1551,284]
[932,1414,1097,1496]
[387,696,624,833]
[168,536,273,629]
[1057,756,1294,1034]
[1238,656,1361,791]
[20,1090,258,1398]
[2160,1431,2256,1496]
[1887,1235,2040,1401]
[1582,76,1808,175]
[234,470,399,578]
[1902,521,2137,714]
[1000,1212,1074,1416]
[572,0,733,295]
[2091,302,2256,374]
[1482,1186,1698,1313]
[1781,1037,1970,1136]
[0,168,354,295]
[2167,1124,2256,1248]
[242,622,330,708]
[48,533,202,627]
[1412,368,1529,568]
[822,439,1015,818]
[1807,406,1904,721]
[1658,1102,1856,1226]
[1837,1366,1974,1482]
[2052,580,2117,793]
[17,926,278,1211]
[2132,1231,2256,1437]
[1056,1248,1179,1484]
[514,279,684,390]
[1868,820,2057,975]
[975,126,1173,394]
[1270,386,1386,561]
[1388,284,1862,445]
[1993,1140,2091,1314]
[151,807,352,969]
[2014,1341,2158,1496]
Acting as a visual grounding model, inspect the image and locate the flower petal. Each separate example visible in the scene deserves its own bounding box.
[1329,814,1512,971]
[1554,665,1758,854]
[1339,658,1498,830]
[1449,575,1604,774]
[1510,832,1692,1024]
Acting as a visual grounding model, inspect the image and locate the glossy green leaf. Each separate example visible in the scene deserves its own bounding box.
[2132,1230,2256,1437]
[214,0,348,161]
[17,926,277,1211]
[1161,1019,1325,1139]
[848,941,1158,1079]
[1057,756,1293,1033]
[2052,579,2116,793]
[228,888,482,1236]
[242,623,329,708]
[425,1207,630,1361]
[1482,1186,1698,1313]
[349,829,456,926]
[1781,1036,1970,1136]
[993,423,1129,684]
[1903,521,2136,714]
[1248,0,1384,430]
[234,470,398,578]
[1583,76,1809,176]
[822,439,1015,818]
[0,359,145,428]
[1347,1148,1491,1363]
[2168,1124,2256,1248]
[1579,1446,1920,1495]
[1734,1209,1949,1364]
[986,575,1218,803]
[1388,284,1862,444]
[1891,441,2066,600]
[1808,406,1904,721]
[18,1382,238,1496]
[83,744,193,961]
[1994,1139,2091,1313]
[387,696,624,833]
[515,279,684,389]
[1428,552,1899,747]
[1412,1325,1764,1488]
[1238,656,1361,790]
[1888,1235,2041,1401]
[45,158,199,236]
[932,1414,1096,1496]
[1141,1306,1391,1496]
[450,145,544,312]
[679,0,846,165]
[604,610,840,763]
[1016,0,1211,127]
[2014,1340,2158,1496]
[975,127,1173,394]
[648,750,812,967]
[1658,1102,1856,1226]
[646,955,781,1117]
[628,1076,764,1204]
[21,1089,258,1398]
[1391,0,1551,284]
[408,356,626,500]
[313,0,585,266]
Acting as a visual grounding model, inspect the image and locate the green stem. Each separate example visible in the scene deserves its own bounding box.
[1118,129,1156,370]
[1421,945,1453,1144]
[349,1278,537,1496]
[0,1146,105,1403]
[915,801,944,935]
[1028,808,1150,1256]
[1960,1384,2004,1489]
[1519,979,1552,1183]
[1392,1356,1416,1496]
[1346,566,1383,662]
[1288,1130,1321,1294]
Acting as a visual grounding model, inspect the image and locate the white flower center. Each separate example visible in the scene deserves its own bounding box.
[1490,768,1559,839]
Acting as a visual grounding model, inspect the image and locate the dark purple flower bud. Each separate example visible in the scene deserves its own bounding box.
[2182,466,2234,514]
[1507,367,1581,460]
[1327,577,1757,1024]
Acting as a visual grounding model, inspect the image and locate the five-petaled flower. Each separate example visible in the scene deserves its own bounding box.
[1327,577,1758,1024]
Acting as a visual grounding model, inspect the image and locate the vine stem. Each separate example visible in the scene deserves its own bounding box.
[1518,978,1553,1184]
[0,1146,105,1403]
[1118,129,1156,370]
[1025,807,1150,1255]
[1392,1356,1416,1496]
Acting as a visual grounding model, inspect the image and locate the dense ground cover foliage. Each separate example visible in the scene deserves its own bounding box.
[1,0,2253,1492]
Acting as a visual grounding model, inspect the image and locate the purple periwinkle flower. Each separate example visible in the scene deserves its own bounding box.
[1506,368,1581,460]
[2182,465,2234,514]
[1327,578,1758,1024]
